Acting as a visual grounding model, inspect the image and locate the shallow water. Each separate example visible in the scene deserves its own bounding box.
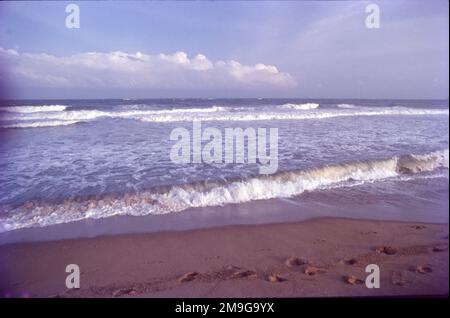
[0,98,448,232]
[0,174,447,245]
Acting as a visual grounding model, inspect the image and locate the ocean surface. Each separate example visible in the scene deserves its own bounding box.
[0,98,448,233]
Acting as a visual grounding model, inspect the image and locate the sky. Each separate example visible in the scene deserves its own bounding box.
[0,1,448,99]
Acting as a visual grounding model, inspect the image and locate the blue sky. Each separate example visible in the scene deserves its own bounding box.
[0,1,448,99]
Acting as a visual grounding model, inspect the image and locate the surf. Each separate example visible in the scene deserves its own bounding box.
[0,105,67,113]
[0,149,447,232]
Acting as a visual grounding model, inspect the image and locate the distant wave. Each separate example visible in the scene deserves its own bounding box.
[117,104,227,112]
[0,105,67,113]
[2,106,228,121]
[0,120,79,129]
[0,149,448,232]
[0,106,227,128]
[140,107,449,122]
[279,103,320,110]
[1,105,448,128]
[337,104,357,109]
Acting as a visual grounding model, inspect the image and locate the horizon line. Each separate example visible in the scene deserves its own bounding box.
[1,97,449,101]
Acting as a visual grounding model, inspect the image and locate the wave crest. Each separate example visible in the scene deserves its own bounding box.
[337,104,357,109]
[0,120,79,129]
[0,149,447,232]
[279,103,320,110]
[1,105,448,128]
[0,105,67,113]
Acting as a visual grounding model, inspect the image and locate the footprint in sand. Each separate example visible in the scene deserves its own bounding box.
[112,287,138,297]
[410,225,427,230]
[285,256,309,268]
[284,257,326,276]
[391,271,412,286]
[342,258,359,266]
[415,265,433,274]
[267,273,289,283]
[228,269,257,280]
[343,275,364,285]
[375,246,397,255]
[178,271,200,283]
[303,266,326,276]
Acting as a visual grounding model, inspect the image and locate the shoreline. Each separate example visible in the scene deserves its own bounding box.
[1,175,448,246]
[0,217,448,298]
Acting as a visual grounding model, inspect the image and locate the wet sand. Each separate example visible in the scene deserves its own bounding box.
[0,217,448,297]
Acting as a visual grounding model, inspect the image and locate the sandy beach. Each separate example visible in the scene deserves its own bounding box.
[0,0,448,303]
[0,217,447,298]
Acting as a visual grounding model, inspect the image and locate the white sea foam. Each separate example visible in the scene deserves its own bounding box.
[117,104,227,112]
[337,104,358,109]
[140,108,449,122]
[2,106,228,122]
[279,103,320,110]
[1,105,448,128]
[0,105,67,113]
[0,149,447,232]
[0,120,79,129]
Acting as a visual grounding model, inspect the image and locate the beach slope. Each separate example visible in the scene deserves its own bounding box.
[0,217,448,297]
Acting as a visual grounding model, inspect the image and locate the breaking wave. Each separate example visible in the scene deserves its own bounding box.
[337,104,358,109]
[1,106,228,121]
[0,120,79,129]
[140,107,448,122]
[0,149,447,232]
[0,105,67,113]
[279,103,320,110]
[1,104,448,128]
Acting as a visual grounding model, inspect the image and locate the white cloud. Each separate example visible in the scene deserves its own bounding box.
[0,48,296,90]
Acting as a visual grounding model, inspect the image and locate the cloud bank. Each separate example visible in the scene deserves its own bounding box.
[0,48,296,92]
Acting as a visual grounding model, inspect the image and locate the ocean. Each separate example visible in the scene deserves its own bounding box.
[0,98,448,235]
